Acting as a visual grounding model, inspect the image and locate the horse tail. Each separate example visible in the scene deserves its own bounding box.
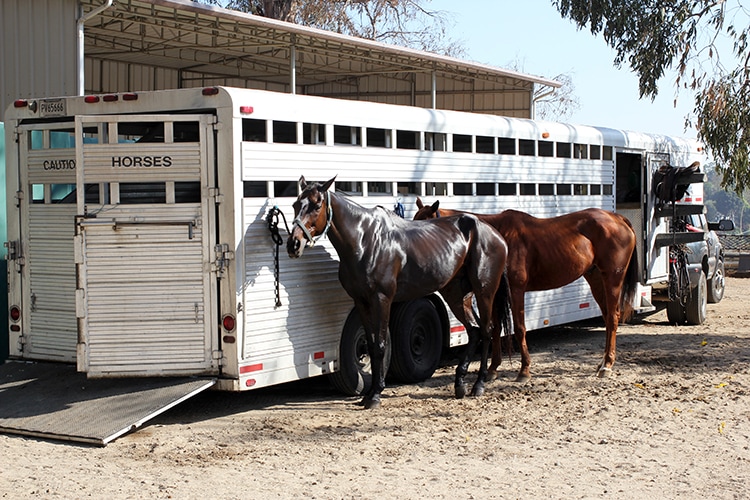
[493,270,514,358]
[620,243,639,322]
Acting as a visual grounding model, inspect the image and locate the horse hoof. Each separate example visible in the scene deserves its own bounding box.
[597,367,613,378]
[363,397,381,410]
[455,384,467,399]
[470,385,485,397]
[514,374,531,384]
[484,371,498,383]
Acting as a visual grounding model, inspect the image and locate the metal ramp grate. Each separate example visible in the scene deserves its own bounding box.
[0,361,215,446]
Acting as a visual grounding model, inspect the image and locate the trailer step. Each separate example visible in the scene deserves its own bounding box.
[0,361,215,446]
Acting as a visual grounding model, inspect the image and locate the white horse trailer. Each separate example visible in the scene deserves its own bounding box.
[4,86,706,397]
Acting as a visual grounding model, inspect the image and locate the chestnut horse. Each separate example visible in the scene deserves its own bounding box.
[414,199,638,382]
[287,177,512,409]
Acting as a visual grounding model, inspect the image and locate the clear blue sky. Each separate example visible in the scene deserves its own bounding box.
[430,0,695,138]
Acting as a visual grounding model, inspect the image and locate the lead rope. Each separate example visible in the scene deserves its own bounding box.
[266,206,290,307]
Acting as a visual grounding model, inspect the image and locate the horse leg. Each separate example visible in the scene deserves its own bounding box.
[509,289,532,383]
[584,269,620,378]
[469,291,497,397]
[356,296,392,409]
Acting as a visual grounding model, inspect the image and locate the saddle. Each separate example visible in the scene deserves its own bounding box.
[653,161,700,207]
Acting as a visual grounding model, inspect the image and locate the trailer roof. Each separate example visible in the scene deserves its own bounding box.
[79,0,560,116]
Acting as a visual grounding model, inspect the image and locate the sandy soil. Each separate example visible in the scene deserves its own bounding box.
[2,278,750,499]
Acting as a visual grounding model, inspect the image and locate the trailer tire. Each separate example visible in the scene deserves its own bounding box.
[707,259,725,303]
[666,299,687,325]
[388,298,443,383]
[686,272,707,325]
[329,308,391,397]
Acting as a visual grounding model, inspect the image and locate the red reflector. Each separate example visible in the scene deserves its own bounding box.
[240,363,263,374]
[84,95,100,103]
[103,94,118,102]
[245,379,256,387]
[202,87,219,96]
[239,106,254,114]
[10,325,20,332]
[222,335,236,344]
[450,325,466,333]
[222,314,236,332]
[122,93,138,101]
[9,306,21,322]
[13,99,28,108]
[579,302,590,309]
[313,351,324,360]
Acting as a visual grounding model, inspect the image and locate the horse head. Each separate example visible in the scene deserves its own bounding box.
[287,175,336,258]
[413,197,440,220]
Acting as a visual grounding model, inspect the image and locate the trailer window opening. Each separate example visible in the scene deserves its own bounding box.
[603,184,613,195]
[574,144,588,159]
[397,182,419,195]
[368,181,392,195]
[243,181,268,198]
[51,184,76,203]
[175,182,201,203]
[273,120,297,144]
[333,125,361,146]
[476,136,494,154]
[557,184,572,195]
[242,118,267,142]
[274,180,297,197]
[336,181,363,195]
[603,146,613,161]
[396,130,419,150]
[520,183,536,195]
[573,184,589,195]
[49,130,76,149]
[425,132,447,152]
[120,122,166,143]
[590,145,601,160]
[498,183,516,195]
[303,123,326,145]
[538,141,554,157]
[476,182,495,195]
[366,128,391,148]
[453,134,472,153]
[539,183,554,195]
[519,139,535,156]
[31,184,45,203]
[498,137,516,155]
[119,182,166,204]
[454,182,472,195]
[556,142,571,158]
[426,182,448,196]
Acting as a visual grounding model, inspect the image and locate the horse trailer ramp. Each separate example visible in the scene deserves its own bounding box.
[0,361,215,446]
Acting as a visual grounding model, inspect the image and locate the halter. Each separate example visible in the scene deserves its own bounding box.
[293,190,333,247]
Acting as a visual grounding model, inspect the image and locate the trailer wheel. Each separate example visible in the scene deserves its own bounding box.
[329,308,391,397]
[707,259,725,303]
[388,298,443,383]
[666,299,687,325]
[686,272,707,325]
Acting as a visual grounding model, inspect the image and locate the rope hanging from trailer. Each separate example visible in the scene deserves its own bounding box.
[266,206,291,308]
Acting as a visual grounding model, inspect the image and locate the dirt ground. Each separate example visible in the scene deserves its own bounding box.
[2,278,750,500]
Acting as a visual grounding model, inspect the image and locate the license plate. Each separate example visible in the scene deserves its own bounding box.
[38,98,66,117]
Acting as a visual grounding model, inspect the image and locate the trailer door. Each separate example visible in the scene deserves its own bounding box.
[643,152,671,283]
[74,115,219,377]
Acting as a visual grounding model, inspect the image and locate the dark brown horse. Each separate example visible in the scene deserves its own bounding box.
[287,177,512,409]
[414,198,638,382]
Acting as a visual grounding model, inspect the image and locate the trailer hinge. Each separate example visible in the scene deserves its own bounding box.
[13,126,21,143]
[17,334,27,352]
[209,187,224,204]
[4,240,25,271]
[214,243,234,276]
[14,190,24,208]
[212,350,224,361]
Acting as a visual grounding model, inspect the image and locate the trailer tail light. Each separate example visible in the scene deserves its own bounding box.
[122,93,138,101]
[84,95,100,103]
[202,87,220,96]
[102,94,118,102]
[13,99,28,108]
[222,314,236,332]
[239,106,254,114]
[9,305,21,322]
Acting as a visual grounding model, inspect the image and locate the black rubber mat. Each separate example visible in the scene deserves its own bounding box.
[0,361,215,445]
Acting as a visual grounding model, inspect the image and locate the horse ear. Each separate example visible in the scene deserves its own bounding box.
[299,176,307,190]
[321,175,337,192]
[416,197,424,209]
[430,200,440,212]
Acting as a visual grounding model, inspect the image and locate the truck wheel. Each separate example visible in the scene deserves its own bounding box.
[329,308,391,396]
[666,299,687,325]
[388,298,443,383]
[686,272,707,325]
[707,259,725,303]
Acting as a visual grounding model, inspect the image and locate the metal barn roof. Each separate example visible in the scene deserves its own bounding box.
[77,0,559,117]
